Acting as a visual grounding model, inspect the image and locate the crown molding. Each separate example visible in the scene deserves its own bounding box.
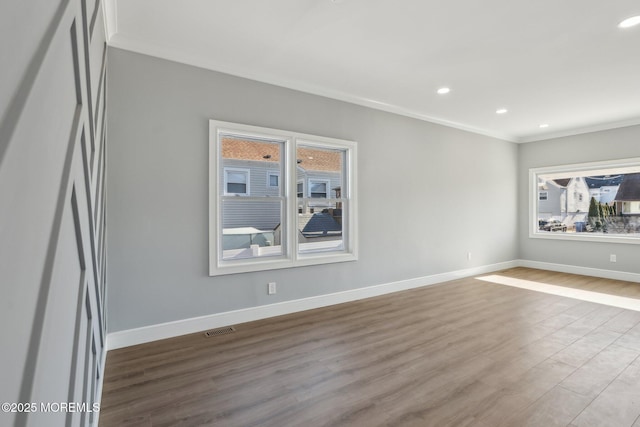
[106,34,520,143]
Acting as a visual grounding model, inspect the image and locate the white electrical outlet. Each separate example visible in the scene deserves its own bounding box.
[467,252,472,261]
[268,282,277,295]
[610,254,617,263]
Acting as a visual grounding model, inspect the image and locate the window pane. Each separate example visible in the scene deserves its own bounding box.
[227,182,247,194]
[221,136,282,196]
[227,171,247,184]
[221,199,283,260]
[296,145,345,253]
[310,181,327,198]
[220,135,284,261]
[536,169,640,237]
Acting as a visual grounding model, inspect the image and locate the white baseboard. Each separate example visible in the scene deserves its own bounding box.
[517,260,640,283]
[106,259,640,351]
[106,260,518,350]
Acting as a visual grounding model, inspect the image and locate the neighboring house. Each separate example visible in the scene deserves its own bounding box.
[564,176,590,214]
[615,173,640,215]
[586,175,622,203]
[221,138,342,248]
[538,177,590,229]
[538,179,566,219]
[273,211,343,247]
[538,177,590,218]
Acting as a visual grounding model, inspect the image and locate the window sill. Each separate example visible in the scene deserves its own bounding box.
[209,252,358,276]
[529,231,640,245]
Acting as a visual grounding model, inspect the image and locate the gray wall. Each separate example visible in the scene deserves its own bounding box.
[518,125,640,274]
[106,48,519,333]
[0,1,108,426]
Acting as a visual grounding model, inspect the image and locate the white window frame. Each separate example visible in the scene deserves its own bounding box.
[267,171,280,188]
[210,120,358,276]
[224,167,250,196]
[529,157,640,245]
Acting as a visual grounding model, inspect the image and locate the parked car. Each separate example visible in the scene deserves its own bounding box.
[539,219,567,232]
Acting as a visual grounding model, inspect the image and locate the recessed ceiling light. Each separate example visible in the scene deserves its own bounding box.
[618,16,640,28]
[539,123,549,128]
[437,87,450,95]
[496,108,508,114]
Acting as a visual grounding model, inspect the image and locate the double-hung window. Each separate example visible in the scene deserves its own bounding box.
[209,120,358,275]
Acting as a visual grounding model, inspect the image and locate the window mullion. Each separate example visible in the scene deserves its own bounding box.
[288,138,299,261]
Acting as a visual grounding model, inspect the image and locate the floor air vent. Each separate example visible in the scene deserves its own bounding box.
[204,326,236,337]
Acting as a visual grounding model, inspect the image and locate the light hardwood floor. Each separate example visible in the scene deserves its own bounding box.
[100,268,640,426]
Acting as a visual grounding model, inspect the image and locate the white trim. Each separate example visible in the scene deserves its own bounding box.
[105,259,640,351]
[106,36,520,142]
[519,118,640,143]
[531,157,640,179]
[517,259,640,284]
[105,36,640,144]
[107,260,518,350]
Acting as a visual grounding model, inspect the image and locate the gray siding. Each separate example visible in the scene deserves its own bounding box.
[222,199,283,230]
[221,159,282,229]
[0,1,107,426]
[219,158,342,230]
[221,159,281,198]
[538,182,565,218]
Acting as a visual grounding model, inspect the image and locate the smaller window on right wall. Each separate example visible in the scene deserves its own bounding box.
[530,158,640,244]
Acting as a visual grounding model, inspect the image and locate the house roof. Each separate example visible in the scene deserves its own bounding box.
[615,173,640,201]
[222,137,281,162]
[553,178,571,187]
[222,137,341,172]
[585,175,623,188]
[299,213,342,238]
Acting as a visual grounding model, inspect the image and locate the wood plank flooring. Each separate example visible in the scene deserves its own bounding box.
[99,268,640,426]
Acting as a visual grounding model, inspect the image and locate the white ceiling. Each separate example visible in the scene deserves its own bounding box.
[104,0,640,143]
